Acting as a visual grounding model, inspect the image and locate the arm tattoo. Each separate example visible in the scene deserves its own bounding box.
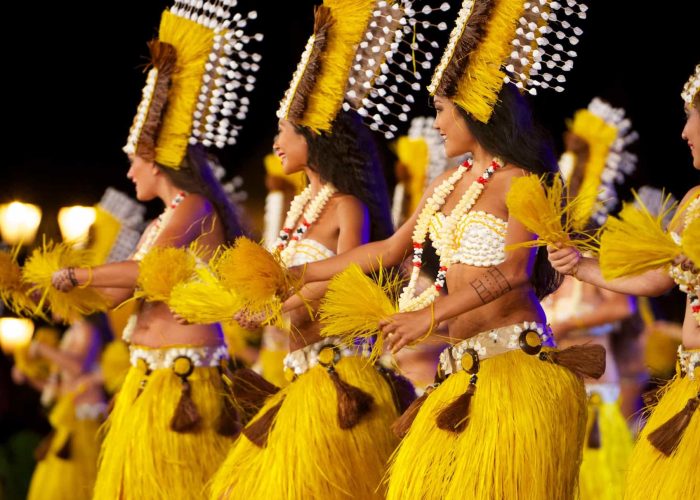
[470,267,512,305]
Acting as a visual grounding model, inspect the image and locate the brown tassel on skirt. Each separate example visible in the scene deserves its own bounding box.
[33,430,56,461]
[170,377,202,433]
[587,405,602,449]
[327,367,374,429]
[376,365,417,414]
[230,367,280,420]
[647,392,700,456]
[436,374,477,433]
[242,398,285,447]
[55,433,72,460]
[215,366,242,437]
[539,344,606,379]
[392,390,430,438]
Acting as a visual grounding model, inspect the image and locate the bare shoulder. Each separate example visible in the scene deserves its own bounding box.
[679,184,700,206]
[332,193,366,218]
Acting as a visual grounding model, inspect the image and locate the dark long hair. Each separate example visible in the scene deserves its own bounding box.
[295,110,393,241]
[157,144,244,242]
[456,83,562,299]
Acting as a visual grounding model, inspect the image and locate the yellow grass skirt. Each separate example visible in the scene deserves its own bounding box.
[27,397,103,500]
[93,361,237,499]
[386,349,587,500]
[579,385,633,500]
[209,355,400,499]
[624,358,700,499]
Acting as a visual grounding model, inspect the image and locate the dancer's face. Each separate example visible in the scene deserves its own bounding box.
[682,102,700,169]
[433,96,477,157]
[274,120,309,174]
[127,155,160,201]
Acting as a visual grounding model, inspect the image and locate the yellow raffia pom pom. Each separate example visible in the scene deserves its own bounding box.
[135,246,198,302]
[168,265,243,324]
[599,193,680,280]
[13,327,59,381]
[505,173,598,252]
[318,263,400,364]
[22,241,109,322]
[212,237,297,328]
[682,216,699,266]
[100,339,130,394]
[0,249,36,317]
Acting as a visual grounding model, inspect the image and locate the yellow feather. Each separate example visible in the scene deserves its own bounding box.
[568,109,618,227]
[599,194,680,280]
[212,237,297,328]
[135,246,198,302]
[88,206,122,266]
[22,241,110,322]
[0,249,36,317]
[396,137,429,214]
[505,173,598,252]
[154,11,214,168]
[168,266,243,324]
[682,216,699,266]
[318,263,399,364]
[452,0,525,123]
[300,0,375,133]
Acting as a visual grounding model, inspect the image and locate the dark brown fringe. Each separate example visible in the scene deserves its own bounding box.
[642,386,662,408]
[215,368,242,437]
[540,344,607,379]
[242,398,285,448]
[391,391,429,438]
[587,406,602,449]
[55,433,72,460]
[33,430,56,461]
[327,368,374,430]
[436,377,477,433]
[647,392,700,456]
[230,367,280,421]
[435,0,497,98]
[376,366,417,415]
[286,6,333,123]
[170,378,202,433]
[134,40,177,161]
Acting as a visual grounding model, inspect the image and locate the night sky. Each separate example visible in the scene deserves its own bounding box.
[4,0,699,237]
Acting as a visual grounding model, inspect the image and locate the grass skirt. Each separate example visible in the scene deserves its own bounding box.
[208,355,399,499]
[624,358,700,499]
[93,362,236,499]
[578,384,633,500]
[27,397,102,500]
[386,349,587,500]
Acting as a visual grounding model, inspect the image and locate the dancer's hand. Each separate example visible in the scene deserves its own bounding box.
[234,309,266,330]
[673,254,698,274]
[173,313,191,325]
[547,245,581,277]
[380,308,434,354]
[51,268,77,292]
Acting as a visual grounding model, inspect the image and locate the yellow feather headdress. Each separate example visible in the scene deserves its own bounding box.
[563,98,638,227]
[681,64,700,106]
[429,0,588,123]
[277,0,448,138]
[123,1,263,169]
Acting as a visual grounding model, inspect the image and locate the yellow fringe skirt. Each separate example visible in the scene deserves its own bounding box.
[209,352,401,499]
[624,348,700,499]
[386,348,587,500]
[27,397,105,500]
[93,344,237,500]
[578,383,633,500]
